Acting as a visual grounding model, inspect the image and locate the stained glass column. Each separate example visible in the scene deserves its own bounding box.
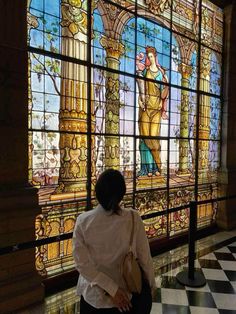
[198,47,211,179]
[55,0,90,196]
[100,36,124,169]
[177,63,192,175]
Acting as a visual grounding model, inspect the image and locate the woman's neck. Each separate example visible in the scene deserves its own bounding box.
[149,64,158,72]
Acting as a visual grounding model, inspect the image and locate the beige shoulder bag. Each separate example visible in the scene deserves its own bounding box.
[121,210,142,294]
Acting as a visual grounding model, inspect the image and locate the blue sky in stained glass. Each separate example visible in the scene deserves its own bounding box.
[93,9,106,66]
[210,53,221,96]
[29,0,60,51]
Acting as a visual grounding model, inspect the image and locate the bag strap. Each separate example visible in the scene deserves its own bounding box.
[129,210,135,250]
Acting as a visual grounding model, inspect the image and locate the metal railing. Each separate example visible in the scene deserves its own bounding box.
[0,195,235,257]
[176,194,236,287]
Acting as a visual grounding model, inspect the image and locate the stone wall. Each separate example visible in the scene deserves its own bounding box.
[0,0,44,312]
[217,1,236,230]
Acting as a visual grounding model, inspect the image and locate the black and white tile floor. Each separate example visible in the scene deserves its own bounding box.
[16,231,236,314]
[151,239,236,313]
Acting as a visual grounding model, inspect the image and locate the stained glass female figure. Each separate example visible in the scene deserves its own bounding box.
[136,46,169,177]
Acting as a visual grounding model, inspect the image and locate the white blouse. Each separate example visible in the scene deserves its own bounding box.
[72,205,156,309]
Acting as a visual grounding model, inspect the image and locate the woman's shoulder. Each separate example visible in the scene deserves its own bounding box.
[76,206,100,224]
[122,208,141,218]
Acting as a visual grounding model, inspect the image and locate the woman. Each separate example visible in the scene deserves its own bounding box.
[73,169,156,313]
[136,46,169,177]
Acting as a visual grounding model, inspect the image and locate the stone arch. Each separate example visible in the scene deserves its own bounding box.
[120,9,185,61]
[96,3,185,63]
[184,41,197,66]
[186,42,222,69]
[96,1,113,35]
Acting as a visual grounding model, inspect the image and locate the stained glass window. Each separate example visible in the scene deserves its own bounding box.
[28,0,223,277]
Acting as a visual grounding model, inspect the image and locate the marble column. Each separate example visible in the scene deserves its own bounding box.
[177,63,192,175]
[198,47,211,178]
[100,36,124,169]
[0,0,44,312]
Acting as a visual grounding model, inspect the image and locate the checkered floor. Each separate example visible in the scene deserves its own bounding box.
[151,240,236,313]
[16,232,236,314]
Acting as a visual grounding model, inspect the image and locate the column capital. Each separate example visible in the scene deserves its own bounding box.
[100,35,125,59]
[178,63,193,79]
[61,0,87,38]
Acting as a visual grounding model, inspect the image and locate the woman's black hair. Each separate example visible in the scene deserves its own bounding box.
[95,169,126,214]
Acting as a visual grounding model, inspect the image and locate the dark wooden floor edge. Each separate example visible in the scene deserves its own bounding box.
[43,224,219,296]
